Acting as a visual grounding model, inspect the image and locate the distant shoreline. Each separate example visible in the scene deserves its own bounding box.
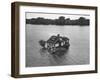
[26,16,90,26]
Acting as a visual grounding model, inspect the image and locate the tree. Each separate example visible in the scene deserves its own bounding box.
[78,17,86,25]
[39,40,46,48]
[58,16,66,25]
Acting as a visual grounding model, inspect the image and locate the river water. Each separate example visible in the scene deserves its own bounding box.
[26,24,89,67]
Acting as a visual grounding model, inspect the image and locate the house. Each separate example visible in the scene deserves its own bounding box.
[46,34,70,53]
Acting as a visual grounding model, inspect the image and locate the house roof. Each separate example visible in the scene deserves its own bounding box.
[47,36,58,43]
[47,35,69,44]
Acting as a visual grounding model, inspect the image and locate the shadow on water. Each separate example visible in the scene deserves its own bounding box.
[49,49,69,64]
[52,49,69,56]
[39,48,69,65]
[39,48,69,56]
[40,48,47,53]
[39,48,48,57]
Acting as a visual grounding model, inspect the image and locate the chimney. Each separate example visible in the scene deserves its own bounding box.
[57,34,60,38]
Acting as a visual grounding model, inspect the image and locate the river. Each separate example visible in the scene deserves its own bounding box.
[26,24,89,67]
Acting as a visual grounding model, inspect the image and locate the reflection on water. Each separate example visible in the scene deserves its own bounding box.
[39,48,70,66]
[26,24,89,67]
[40,48,69,57]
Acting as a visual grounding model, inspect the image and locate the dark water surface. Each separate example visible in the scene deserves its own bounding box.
[26,24,89,67]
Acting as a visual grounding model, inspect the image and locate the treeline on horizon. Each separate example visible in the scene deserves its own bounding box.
[26,16,90,26]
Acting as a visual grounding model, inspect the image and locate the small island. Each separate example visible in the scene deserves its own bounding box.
[26,16,90,26]
[39,34,70,54]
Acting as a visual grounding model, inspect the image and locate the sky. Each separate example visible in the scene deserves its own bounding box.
[26,12,90,20]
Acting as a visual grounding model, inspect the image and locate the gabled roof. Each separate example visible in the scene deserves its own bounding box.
[47,34,69,44]
[47,36,57,44]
